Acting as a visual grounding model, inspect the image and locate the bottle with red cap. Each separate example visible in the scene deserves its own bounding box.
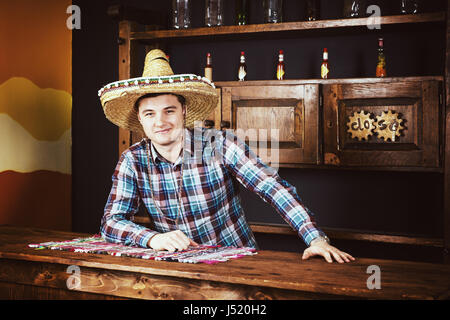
[238,51,247,81]
[276,50,285,80]
[375,38,386,78]
[205,52,213,81]
[321,48,329,79]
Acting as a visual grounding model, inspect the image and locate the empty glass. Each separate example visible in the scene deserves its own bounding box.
[343,0,365,18]
[400,0,419,14]
[172,0,191,29]
[263,0,283,24]
[205,0,224,27]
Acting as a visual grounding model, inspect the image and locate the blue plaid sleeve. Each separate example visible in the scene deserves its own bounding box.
[100,153,158,248]
[219,130,327,246]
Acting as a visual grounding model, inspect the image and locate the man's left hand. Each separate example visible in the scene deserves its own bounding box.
[302,240,355,263]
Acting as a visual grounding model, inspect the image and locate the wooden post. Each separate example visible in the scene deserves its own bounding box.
[118,20,139,157]
[444,0,450,263]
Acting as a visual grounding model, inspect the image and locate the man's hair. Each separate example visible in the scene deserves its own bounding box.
[134,93,186,113]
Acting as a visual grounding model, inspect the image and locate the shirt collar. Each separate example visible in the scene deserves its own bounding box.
[148,128,193,165]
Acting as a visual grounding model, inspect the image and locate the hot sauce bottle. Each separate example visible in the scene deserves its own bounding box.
[276,50,285,80]
[321,48,329,79]
[205,52,213,81]
[238,51,247,81]
[376,38,387,77]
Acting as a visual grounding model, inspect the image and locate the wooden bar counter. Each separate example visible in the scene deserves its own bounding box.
[0,226,449,300]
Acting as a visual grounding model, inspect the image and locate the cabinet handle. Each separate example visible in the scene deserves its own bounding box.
[220,121,231,129]
[203,120,215,128]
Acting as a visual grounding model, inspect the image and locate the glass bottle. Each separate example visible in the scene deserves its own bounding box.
[205,0,224,27]
[238,51,247,81]
[205,53,213,81]
[376,38,387,77]
[305,0,320,21]
[172,0,191,29]
[321,48,329,79]
[400,0,419,14]
[263,0,283,24]
[236,0,250,25]
[276,50,285,80]
[343,0,365,18]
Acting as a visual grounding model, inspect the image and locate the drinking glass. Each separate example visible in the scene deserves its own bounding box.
[343,0,365,18]
[205,0,224,27]
[400,0,419,14]
[263,0,283,24]
[172,0,191,29]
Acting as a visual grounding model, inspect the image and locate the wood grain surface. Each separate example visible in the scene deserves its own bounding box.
[131,13,445,40]
[0,226,449,300]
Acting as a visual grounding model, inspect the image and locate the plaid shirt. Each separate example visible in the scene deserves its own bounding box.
[101,128,327,248]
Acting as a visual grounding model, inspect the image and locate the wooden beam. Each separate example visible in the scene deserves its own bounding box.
[131,13,445,41]
[250,223,444,248]
[117,20,139,157]
[0,259,327,300]
[132,216,444,248]
[2,226,450,300]
[214,76,444,87]
[0,281,125,300]
[444,0,450,263]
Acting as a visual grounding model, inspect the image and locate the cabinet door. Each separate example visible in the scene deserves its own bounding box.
[221,84,320,166]
[323,80,441,168]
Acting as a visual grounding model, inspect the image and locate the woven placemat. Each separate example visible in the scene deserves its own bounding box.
[28,235,257,264]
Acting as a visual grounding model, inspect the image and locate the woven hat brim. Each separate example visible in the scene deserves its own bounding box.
[100,79,219,132]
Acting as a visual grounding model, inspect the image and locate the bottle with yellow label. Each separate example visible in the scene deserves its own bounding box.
[376,38,387,77]
[276,50,285,80]
[321,48,329,79]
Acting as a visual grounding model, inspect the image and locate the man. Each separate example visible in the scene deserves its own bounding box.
[98,49,354,263]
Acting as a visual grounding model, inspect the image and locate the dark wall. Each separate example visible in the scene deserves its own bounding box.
[72,0,446,261]
[72,0,118,233]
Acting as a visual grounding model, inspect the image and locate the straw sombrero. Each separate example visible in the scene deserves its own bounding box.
[98,49,218,132]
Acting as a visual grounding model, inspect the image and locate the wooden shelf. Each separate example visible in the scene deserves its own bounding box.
[270,164,444,173]
[250,222,444,248]
[132,216,443,248]
[214,76,444,87]
[131,12,445,41]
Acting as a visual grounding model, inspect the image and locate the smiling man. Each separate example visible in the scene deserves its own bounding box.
[98,49,354,263]
[136,94,186,163]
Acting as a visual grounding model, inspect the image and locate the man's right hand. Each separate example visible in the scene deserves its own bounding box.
[148,230,199,252]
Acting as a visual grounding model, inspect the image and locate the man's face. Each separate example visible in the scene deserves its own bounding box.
[137,94,185,147]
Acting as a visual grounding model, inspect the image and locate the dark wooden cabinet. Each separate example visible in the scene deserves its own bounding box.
[217,82,320,166]
[322,78,442,168]
[199,88,222,130]
[214,77,443,170]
